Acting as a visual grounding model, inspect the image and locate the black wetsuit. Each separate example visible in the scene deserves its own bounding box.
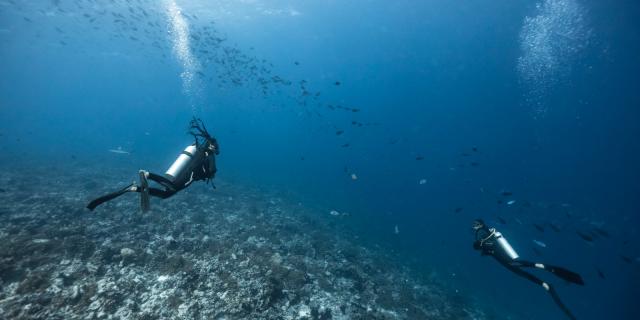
[474,225,583,320]
[87,139,218,211]
[143,141,218,199]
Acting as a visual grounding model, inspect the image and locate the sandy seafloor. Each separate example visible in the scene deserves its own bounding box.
[0,160,494,320]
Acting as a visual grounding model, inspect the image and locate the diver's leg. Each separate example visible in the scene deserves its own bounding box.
[496,258,578,320]
[148,188,177,199]
[496,258,545,286]
[86,183,137,211]
[514,260,584,285]
[129,186,176,199]
[547,284,578,320]
[145,172,178,190]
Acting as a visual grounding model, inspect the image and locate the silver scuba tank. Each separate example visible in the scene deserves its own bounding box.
[494,231,519,260]
[165,145,197,181]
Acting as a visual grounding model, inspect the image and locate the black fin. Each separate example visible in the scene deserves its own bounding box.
[548,266,584,285]
[87,184,134,211]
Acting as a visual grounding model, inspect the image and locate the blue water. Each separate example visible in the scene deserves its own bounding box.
[1,0,639,319]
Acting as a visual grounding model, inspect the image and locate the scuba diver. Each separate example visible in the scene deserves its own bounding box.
[87,118,219,212]
[472,219,584,320]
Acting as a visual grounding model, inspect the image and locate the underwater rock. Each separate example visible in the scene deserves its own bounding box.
[120,248,135,257]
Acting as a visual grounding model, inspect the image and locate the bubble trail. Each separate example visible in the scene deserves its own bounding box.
[165,0,202,115]
[517,0,590,118]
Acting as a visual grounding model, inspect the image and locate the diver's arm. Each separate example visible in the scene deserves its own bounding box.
[207,154,217,178]
[474,228,496,256]
[495,257,578,320]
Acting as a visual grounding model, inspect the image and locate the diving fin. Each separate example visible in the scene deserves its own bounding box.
[87,183,135,211]
[139,170,150,212]
[547,265,584,285]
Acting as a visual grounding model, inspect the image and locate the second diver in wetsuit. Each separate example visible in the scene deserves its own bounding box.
[87,118,219,212]
[472,219,584,320]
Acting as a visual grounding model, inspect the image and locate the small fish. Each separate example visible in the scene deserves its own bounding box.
[294,61,299,65]
[533,224,545,232]
[547,223,561,232]
[593,227,610,239]
[334,81,341,86]
[341,143,350,148]
[350,173,358,180]
[620,255,633,264]
[415,156,424,160]
[497,200,503,205]
[329,210,340,216]
[532,247,542,256]
[0,188,5,193]
[351,108,360,112]
[335,130,344,135]
[507,200,516,205]
[418,179,427,185]
[533,239,547,248]
[497,217,506,224]
[472,147,478,152]
[455,207,463,213]
[470,162,479,167]
[576,231,594,242]
[394,225,400,234]
[501,191,513,197]
[108,147,130,154]
[596,267,605,279]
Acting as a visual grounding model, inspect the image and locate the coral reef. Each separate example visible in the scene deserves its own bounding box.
[0,164,488,319]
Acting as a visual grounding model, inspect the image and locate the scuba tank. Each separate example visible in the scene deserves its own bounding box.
[494,230,519,260]
[165,145,197,181]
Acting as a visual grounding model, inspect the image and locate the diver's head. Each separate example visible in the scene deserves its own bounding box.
[205,137,219,155]
[472,219,486,231]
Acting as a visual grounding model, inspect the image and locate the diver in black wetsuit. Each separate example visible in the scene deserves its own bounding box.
[472,219,584,320]
[87,118,219,212]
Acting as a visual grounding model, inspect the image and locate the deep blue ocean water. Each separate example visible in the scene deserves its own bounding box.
[1,0,639,319]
